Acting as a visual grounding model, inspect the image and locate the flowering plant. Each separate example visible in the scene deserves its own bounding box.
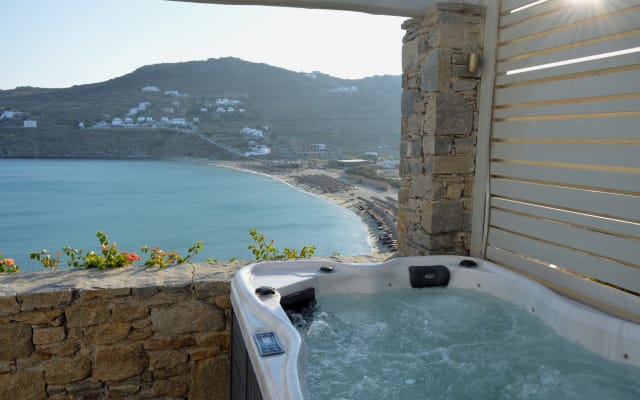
[29,249,61,270]
[140,240,202,268]
[30,231,142,270]
[248,229,315,261]
[0,253,19,273]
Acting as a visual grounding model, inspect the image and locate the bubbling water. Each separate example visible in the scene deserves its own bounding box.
[296,288,639,400]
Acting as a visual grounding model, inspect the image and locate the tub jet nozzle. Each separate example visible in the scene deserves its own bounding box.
[255,286,276,296]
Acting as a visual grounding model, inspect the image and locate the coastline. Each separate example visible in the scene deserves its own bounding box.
[209,161,399,254]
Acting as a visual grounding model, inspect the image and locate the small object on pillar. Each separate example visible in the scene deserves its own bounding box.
[467,53,480,73]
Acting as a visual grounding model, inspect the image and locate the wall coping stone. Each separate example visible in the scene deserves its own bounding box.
[0,254,390,298]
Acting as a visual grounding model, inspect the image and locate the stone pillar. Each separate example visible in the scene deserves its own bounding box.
[398,3,485,256]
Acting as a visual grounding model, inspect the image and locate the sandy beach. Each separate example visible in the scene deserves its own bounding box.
[209,161,399,254]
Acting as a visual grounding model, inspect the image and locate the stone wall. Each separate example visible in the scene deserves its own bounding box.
[398,3,485,256]
[0,264,241,400]
[0,255,388,399]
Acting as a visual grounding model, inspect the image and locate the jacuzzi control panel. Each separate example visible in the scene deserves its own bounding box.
[255,332,285,357]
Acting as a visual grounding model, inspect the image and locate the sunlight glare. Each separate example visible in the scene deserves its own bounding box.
[506,46,640,75]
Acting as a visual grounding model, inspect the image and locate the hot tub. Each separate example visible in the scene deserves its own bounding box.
[230,256,640,400]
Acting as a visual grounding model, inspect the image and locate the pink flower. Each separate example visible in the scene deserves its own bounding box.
[127,253,142,262]
[101,245,108,251]
[4,258,15,266]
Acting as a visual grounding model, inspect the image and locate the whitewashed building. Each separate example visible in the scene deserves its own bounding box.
[244,145,270,157]
[23,120,37,128]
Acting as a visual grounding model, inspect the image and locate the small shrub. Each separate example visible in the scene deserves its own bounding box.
[31,231,142,270]
[29,249,61,270]
[248,229,315,261]
[0,253,19,273]
[140,240,202,268]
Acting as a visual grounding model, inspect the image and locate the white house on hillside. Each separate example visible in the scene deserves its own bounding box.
[1,110,20,119]
[23,120,37,128]
[142,86,160,92]
[241,127,264,139]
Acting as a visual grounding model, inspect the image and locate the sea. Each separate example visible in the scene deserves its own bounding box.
[0,159,372,272]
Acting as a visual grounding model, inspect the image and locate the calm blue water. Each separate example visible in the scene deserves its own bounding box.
[0,159,371,272]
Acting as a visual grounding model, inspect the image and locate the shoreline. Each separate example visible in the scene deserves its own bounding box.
[209,161,399,255]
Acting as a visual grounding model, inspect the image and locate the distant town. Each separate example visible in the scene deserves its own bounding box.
[1,83,399,170]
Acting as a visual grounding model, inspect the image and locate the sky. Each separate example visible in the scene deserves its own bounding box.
[0,0,406,90]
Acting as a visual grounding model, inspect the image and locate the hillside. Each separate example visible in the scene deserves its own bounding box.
[0,58,400,158]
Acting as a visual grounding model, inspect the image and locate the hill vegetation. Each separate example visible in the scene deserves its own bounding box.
[0,57,400,158]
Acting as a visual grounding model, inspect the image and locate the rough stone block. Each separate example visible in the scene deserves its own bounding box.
[0,323,32,360]
[65,377,103,393]
[398,187,410,204]
[84,322,131,345]
[108,380,141,396]
[421,200,464,234]
[18,290,73,310]
[401,158,424,176]
[401,89,418,118]
[407,114,424,138]
[15,357,39,370]
[451,53,466,65]
[128,319,153,341]
[154,375,189,398]
[188,347,220,361]
[409,175,433,198]
[143,335,197,350]
[189,355,229,400]
[452,79,477,92]
[11,309,64,325]
[402,38,419,73]
[428,22,473,49]
[453,64,481,79]
[421,48,451,92]
[110,303,149,322]
[406,73,420,90]
[463,210,473,232]
[0,370,46,400]
[0,296,19,317]
[93,343,147,382]
[148,350,187,371]
[142,287,192,307]
[454,136,477,154]
[128,327,154,342]
[37,338,79,357]
[193,281,226,300]
[151,301,224,336]
[446,184,464,200]
[152,363,190,380]
[423,135,452,155]
[400,139,422,158]
[434,93,473,136]
[33,327,66,345]
[65,303,110,328]
[433,155,475,174]
[132,286,157,299]
[78,288,130,301]
[43,356,91,385]
[429,178,449,201]
[214,295,230,310]
[194,331,230,350]
[413,98,426,114]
